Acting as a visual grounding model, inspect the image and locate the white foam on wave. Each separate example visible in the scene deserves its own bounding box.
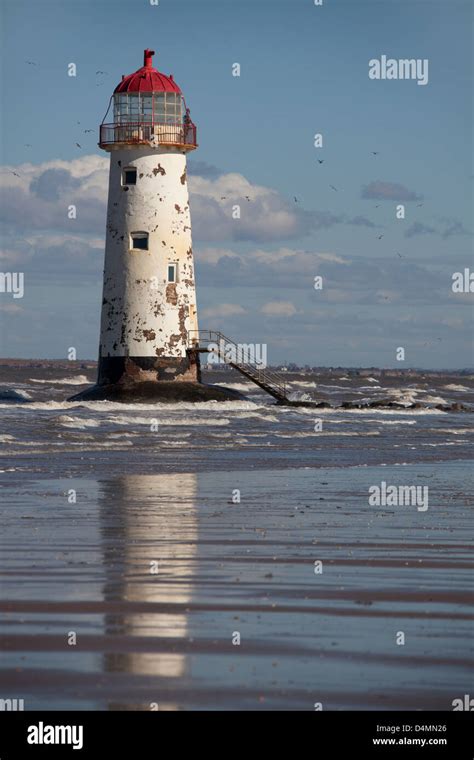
[29,375,90,385]
[434,428,474,435]
[0,398,261,413]
[2,440,134,455]
[420,442,465,447]
[421,394,450,405]
[367,419,416,425]
[107,432,139,439]
[215,382,255,392]
[55,415,100,429]
[288,392,313,402]
[384,388,448,406]
[290,405,444,416]
[313,384,355,392]
[443,384,470,392]
[232,411,279,422]
[88,399,261,413]
[107,414,231,427]
[385,388,419,405]
[276,431,380,438]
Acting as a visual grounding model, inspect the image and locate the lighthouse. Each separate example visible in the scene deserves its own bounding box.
[73,49,241,402]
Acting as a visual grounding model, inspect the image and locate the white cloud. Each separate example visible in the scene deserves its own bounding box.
[0,303,23,314]
[201,303,247,318]
[196,247,241,265]
[261,301,297,317]
[188,171,324,242]
[0,156,332,244]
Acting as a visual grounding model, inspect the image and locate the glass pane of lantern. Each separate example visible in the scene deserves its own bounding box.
[114,95,127,122]
[141,95,152,121]
[166,94,178,124]
[154,94,165,120]
[118,95,131,122]
[129,95,139,121]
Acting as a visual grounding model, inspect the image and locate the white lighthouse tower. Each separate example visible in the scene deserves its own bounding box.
[74,49,240,402]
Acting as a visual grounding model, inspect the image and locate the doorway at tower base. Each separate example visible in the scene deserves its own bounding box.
[68,380,245,403]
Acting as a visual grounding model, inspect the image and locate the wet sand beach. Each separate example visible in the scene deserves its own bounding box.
[0,368,473,710]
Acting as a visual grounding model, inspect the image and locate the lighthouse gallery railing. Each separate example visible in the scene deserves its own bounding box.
[99,121,197,148]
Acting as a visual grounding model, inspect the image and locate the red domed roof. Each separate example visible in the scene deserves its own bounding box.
[114,49,182,94]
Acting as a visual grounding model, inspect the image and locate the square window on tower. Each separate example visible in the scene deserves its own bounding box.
[123,167,137,186]
[168,263,177,282]
[130,232,149,251]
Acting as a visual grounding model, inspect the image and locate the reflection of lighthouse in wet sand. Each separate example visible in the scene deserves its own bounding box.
[100,473,198,709]
[72,49,240,403]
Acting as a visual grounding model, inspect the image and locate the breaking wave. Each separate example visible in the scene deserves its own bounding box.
[106,414,231,427]
[29,375,90,385]
[55,415,100,429]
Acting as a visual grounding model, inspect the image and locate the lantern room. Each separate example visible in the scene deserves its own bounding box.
[99,49,197,150]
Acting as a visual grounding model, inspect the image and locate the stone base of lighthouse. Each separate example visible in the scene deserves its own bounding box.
[69,380,244,403]
[69,349,245,403]
[97,350,202,386]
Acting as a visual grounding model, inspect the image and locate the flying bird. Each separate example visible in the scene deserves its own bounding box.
[417,203,423,207]
[9,171,21,177]
[375,204,380,208]
[24,144,32,147]
[26,60,37,66]
[377,234,384,240]
[220,196,227,200]
[244,196,251,201]
[329,184,338,192]
[371,151,379,155]
[75,142,82,149]
[294,196,298,203]
[84,129,94,133]
[317,160,324,164]
[95,70,108,75]
[396,252,403,258]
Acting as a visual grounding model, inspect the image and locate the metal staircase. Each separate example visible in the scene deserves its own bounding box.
[188,330,291,403]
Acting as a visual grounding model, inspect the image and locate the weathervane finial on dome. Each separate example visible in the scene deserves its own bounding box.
[144,49,155,68]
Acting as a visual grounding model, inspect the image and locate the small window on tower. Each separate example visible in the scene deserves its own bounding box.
[123,167,137,186]
[168,263,177,282]
[131,232,149,251]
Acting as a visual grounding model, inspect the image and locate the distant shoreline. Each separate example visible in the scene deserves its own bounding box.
[0,359,472,376]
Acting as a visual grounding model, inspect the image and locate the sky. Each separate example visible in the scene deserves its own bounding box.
[0,0,472,367]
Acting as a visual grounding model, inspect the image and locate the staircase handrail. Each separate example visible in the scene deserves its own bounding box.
[188,329,290,399]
